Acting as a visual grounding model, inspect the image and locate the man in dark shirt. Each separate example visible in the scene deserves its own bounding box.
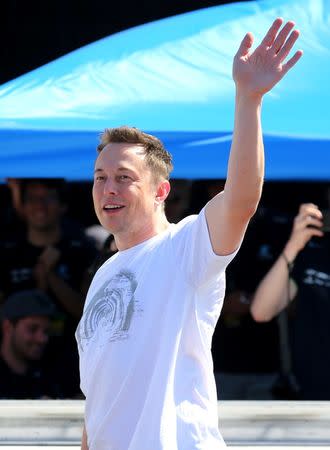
[0,290,59,399]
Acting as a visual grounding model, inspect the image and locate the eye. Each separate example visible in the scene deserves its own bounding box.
[28,325,38,334]
[95,175,105,182]
[118,175,130,181]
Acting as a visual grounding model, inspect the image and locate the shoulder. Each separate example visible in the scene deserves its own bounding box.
[169,212,202,238]
[167,210,212,250]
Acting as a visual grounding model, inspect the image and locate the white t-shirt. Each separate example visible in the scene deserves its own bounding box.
[76,209,239,450]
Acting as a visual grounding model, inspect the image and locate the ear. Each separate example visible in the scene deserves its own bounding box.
[2,319,14,336]
[155,180,171,205]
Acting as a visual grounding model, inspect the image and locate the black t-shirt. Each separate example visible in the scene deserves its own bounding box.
[290,235,330,399]
[0,229,97,335]
[0,356,60,399]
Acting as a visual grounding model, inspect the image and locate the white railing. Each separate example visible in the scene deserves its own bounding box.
[0,401,329,446]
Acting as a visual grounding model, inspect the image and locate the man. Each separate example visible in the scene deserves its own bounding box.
[0,179,96,315]
[251,203,330,399]
[76,19,302,449]
[0,178,97,397]
[0,289,59,399]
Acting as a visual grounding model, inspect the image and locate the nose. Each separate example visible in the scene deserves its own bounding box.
[103,177,118,195]
[35,330,49,345]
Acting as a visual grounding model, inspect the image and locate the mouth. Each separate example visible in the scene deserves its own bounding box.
[28,345,45,358]
[103,204,125,214]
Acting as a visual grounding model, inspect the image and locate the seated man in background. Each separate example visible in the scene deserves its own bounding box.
[251,203,330,399]
[0,290,60,399]
[0,178,97,397]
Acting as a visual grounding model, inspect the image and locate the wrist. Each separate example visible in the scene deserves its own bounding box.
[235,88,263,106]
[283,242,299,263]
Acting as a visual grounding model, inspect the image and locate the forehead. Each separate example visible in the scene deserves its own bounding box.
[17,316,50,328]
[24,183,58,197]
[95,143,147,172]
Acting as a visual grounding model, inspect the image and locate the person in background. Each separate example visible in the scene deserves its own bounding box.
[251,203,330,399]
[0,178,97,397]
[0,290,60,399]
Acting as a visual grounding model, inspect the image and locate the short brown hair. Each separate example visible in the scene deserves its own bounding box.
[97,126,173,181]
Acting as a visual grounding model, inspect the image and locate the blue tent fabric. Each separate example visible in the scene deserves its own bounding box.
[0,0,329,180]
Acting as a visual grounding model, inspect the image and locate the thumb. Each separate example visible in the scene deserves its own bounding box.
[236,32,254,58]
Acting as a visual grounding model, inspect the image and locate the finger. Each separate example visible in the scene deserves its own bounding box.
[299,203,319,215]
[276,29,300,62]
[295,212,323,233]
[305,227,324,239]
[299,204,322,218]
[271,21,295,54]
[259,17,283,48]
[236,32,254,58]
[302,215,323,229]
[282,49,303,73]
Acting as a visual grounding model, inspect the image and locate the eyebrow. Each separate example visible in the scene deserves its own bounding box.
[94,167,136,174]
[117,167,135,173]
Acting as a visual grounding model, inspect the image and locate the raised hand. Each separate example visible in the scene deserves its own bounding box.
[38,246,61,272]
[284,203,324,262]
[233,18,303,98]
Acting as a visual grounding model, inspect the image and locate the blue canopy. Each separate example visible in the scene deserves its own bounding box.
[0,0,329,180]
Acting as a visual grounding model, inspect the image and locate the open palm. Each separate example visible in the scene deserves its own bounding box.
[233,18,303,97]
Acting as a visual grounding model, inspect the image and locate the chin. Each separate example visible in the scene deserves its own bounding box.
[100,221,116,233]
[26,349,44,360]
[99,217,121,234]
[35,224,53,232]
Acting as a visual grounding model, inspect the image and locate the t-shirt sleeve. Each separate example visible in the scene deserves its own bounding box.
[172,207,241,287]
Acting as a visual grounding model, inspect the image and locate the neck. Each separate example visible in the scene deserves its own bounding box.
[1,342,28,375]
[115,215,170,251]
[28,225,61,247]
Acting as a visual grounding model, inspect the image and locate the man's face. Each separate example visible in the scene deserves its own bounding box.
[92,143,159,242]
[10,316,50,361]
[22,183,63,231]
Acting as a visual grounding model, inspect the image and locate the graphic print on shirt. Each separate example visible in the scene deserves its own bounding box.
[303,268,330,288]
[76,270,138,352]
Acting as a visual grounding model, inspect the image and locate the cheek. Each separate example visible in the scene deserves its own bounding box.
[92,186,101,207]
[16,334,31,349]
[23,206,33,217]
[48,206,61,217]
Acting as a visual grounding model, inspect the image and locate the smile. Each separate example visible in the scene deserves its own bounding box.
[103,204,125,212]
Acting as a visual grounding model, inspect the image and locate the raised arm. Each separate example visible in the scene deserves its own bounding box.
[251,204,324,322]
[206,18,302,255]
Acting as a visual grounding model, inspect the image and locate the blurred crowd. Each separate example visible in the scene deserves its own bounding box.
[0,178,329,400]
